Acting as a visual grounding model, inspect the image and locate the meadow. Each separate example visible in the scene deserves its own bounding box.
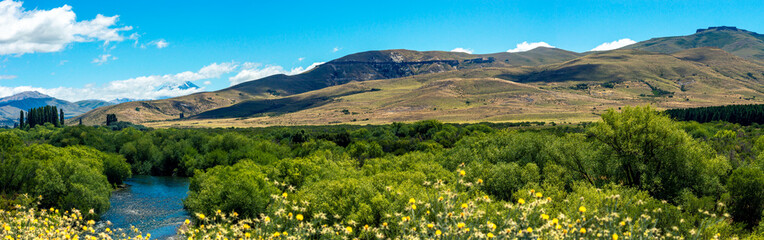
[2,105,764,239]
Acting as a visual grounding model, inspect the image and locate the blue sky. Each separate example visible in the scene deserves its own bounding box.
[0,0,762,101]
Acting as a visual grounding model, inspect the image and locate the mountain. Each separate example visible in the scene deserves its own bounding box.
[0,91,113,126]
[73,48,583,125]
[158,81,199,91]
[627,26,764,63]
[72,27,764,127]
[172,48,764,126]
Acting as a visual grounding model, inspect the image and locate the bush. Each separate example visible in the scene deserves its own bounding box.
[727,166,764,228]
[588,105,730,200]
[185,160,280,218]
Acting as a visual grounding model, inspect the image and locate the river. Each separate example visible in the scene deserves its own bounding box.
[100,176,190,239]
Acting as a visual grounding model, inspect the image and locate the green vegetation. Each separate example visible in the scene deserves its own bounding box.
[4,105,764,238]
[21,105,64,128]
[666,104,764,125]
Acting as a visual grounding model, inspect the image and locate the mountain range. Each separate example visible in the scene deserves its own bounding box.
[62,26,764,127]
[0,92,114,126]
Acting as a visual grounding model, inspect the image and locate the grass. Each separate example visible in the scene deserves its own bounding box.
[91,48,764,129]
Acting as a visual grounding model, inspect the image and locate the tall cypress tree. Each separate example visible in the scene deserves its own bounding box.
[18,110,24,129]
[60,109,65,126]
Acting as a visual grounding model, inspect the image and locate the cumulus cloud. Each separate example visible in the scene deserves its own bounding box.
[0,0,132,55]
[203,81,212,85]
[151,39,168,49]
[229,62,324,86]
[450,48,474,54]
[0,62,237,101]
[298,57,305,61]
[0,75,17,80]
[91,54,116,64]
[590,38,637,51]
[332,47,341,52]
[507,41,554,53]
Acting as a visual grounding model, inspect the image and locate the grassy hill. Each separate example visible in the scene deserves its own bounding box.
[72,48,582,125]
[141,48,764,128]
[626,26,764,63]
[72,27,764,127]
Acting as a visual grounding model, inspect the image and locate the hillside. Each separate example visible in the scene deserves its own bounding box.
[627,26,764,63]
[72,48,582,125]
[0,91,113,126]
[141,48,764,128]
[73,27,764,127]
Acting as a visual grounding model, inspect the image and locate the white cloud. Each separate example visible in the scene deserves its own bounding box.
[91,54,116,65]
[229,62,324,86]
[0,62,237,101]
[152,39,168,49]
[507,41,554,53]
[203,81,211,85]
[450,48,473,54]
[0,0,132,55]
[59,60,68,65]
[0,75,16,80]
[590,38,637,51]
[332,47,341,52]
[298,57,305,61]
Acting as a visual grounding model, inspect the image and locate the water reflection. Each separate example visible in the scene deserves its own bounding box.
[101,176,190,239]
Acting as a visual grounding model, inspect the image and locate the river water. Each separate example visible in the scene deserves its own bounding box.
[100,176,190,239]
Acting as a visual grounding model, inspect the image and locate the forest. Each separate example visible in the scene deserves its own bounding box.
[1,105,764,239]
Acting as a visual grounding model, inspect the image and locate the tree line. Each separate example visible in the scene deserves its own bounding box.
[18,105,65,128]
[665,104,764,125]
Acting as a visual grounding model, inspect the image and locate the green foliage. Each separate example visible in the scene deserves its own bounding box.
[0,144,114,217]
[588,105,729,200]
[727,166,764,228]
[185,160,279,218]
[666,104,764,125]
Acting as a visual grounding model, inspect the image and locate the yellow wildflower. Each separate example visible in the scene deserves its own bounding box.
[579,206,586,213]
[527,227,533,233]
[613,233,619,240]
[461,203,468,209]
[282,192,288,198]
[580,228,587,234]
[436,230,442,236]
[535,192,543,198]
[518,198,525,205]
[427,223,434,229]
[541,214,549,220]
[457,222,465,229]
[487,233,494,238]
[459,170,466,176]
[409,198,416,204]
[296,214,304,221]
[346,226,353,234]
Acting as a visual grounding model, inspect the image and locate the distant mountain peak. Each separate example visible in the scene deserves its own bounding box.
[158,81,200,91]
[0,91,52,103]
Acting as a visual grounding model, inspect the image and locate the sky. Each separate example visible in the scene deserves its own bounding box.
[0,0,762,101]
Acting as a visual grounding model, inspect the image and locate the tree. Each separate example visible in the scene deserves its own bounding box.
[727,166,764,229]
[25,105,61,128]
[60,109,65,126]
[588,105,730,200]
[180,112,185,119]
[79,118,83,126]
[106,114,118,126]
[18,110,24,129]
